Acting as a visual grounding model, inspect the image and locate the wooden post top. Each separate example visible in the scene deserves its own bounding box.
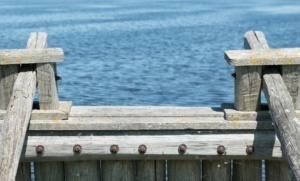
[0,48,64,65]
[225,48,300,66]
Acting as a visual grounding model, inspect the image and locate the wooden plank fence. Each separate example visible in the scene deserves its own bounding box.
[0,31,299,180]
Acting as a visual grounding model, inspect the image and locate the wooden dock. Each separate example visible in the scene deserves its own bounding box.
[0,31,299,180]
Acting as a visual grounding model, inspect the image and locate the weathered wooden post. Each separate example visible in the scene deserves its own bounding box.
[225,31,300,180]
[0,33,64,180]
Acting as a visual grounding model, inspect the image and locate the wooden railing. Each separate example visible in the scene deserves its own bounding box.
[0,31,299,180]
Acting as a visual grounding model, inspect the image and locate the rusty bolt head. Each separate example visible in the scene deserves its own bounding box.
[246,146,255,155]
[36,145,44,154]
[73,144,82,154]
[110,144,119,154]
[217,145,226,155]
[138,144,147,154]
[178,144,187,154]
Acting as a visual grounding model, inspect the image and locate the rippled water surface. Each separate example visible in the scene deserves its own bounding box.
[0,0,300,106]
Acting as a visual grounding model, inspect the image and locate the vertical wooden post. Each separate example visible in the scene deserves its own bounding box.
[202,160,231,181]
[136,160,165,181]
[65,161,100,180]
[0,65,18,109]
[34,162,64,181]
[36,32,59,110]
[265,160,292,181]
[168,160,200,181]
[16,163,31,181]
[101,160,134,181]
[232,160,261,180]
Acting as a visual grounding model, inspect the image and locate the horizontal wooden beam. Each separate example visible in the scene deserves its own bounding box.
[0,48,63,64]
[225,48,300,66]
[20,132,282,161]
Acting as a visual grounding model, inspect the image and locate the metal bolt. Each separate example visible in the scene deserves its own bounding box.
[178,144,187,154]
[110,144,119,154]
[36,145,44,154]
[246,146,255,154]
[217,145,226,155]
[138,144,147,154]
[73,144,82,154]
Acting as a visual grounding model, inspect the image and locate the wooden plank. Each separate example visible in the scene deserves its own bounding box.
[265,160,292,181]
[0,65,18,109]
[0,101,72,120]
[281,65,300,109]
[232,160,261,180]
[101,160,134,181]
[70,106,224,117]
[0,65,36,180]
[225,48,300,66]
[34,162,64,181]
[0,48,64,64]
[35,32,59,110]
[16,162,31,181]
[202,160,231,181]
[136,160,165,181]
[65,161,100,180]
[19,132,282,161]
[263,67,300,180]
[168,160,200,181]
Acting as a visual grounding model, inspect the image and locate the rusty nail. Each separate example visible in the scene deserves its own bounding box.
[246,146,255,154]
[138,144,147,154]
[217,145,226,155]
[110,144,119,154]
[36,145,44,154]
[178,144,187,154]
[73,144,82,154]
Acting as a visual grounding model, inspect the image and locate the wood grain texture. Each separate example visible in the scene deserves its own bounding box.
[0,66,36,180]
[101,160,134,181]
[0,65,18,109]
[263,68,300,180]
[225,48,300,66]
[232,160,261,181]
[168,160,200,181]
[265,160,292,181]
[16,163,31,181]
[136,160,165,181]
[65,161,100,181]
[19,132,282,161]
[281,65,300,109]
[0,48,63,64]
[202,159,231,181]
[35,32,59,110]
[34,162,64,181]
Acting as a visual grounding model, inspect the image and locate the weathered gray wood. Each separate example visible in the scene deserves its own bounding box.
[0,66,36,180]
[136,160,165,181]
[225,48,300,66]
[0,48,63,64]
[16,163,31,181]
[202,160,231,181]
[263,67,300,180]
[65,161,100,181]
[281,65,300,109]
[19,132,282,161]
[34,162,64,181]
[232,160,261,180]
[102,160,134,181]
[35,32,59,110]
[168,160,200,181]
[0,65,18,109]
[234,66,262,111]
[0,101,72,120]
[265,160,292,181]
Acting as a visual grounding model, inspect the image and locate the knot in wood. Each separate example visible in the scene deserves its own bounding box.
[178,144,187,154]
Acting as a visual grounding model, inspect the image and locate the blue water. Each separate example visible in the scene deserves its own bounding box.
[0,0,300,107]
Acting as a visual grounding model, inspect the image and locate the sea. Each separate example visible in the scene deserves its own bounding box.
[0,0,299,180]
